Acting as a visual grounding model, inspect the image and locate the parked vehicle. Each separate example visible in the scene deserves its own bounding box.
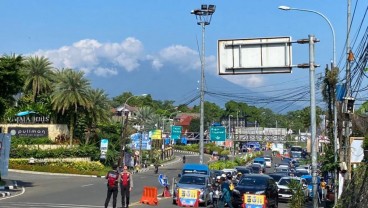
[232,174,279,208]
[250,163,262,173]
[173,173,212,206]
[277,176,309,202]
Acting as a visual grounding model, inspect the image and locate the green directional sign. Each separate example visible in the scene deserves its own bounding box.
[171,126,182,140]
[210,126,226,141]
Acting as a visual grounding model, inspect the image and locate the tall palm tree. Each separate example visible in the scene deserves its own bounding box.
[23,56,55,102]
[135,106,155,130]
[84,88,111,145]
[51,68,91,146]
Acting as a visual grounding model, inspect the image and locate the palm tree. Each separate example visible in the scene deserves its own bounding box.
[135,106,156,130]
[84,88,111,145]
[51,68,91,146]
[23,56,55,103]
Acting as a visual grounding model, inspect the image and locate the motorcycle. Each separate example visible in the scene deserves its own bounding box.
[211,184,222,208]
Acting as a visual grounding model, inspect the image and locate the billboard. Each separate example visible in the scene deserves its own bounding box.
[130,132,152,150]
[150,129,162,140]
[218,36,292,75]
[8,127,48,137]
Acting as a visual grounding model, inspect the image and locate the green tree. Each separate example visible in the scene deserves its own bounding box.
[51,68,91,146]
[0,54,24,120]
[83,88,111,145]
[23,56,55,103]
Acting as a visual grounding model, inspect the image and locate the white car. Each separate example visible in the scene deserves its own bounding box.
[277,176,309,202]
[264,157,272,168]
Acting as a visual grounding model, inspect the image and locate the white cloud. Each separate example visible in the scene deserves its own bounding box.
[223,75,264,88]
[33,37,144,75]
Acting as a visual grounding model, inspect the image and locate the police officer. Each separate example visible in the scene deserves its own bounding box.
[120,165,133,208]
[105,164,119,208]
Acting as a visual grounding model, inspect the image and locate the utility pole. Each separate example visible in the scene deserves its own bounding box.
[344,0,352,181]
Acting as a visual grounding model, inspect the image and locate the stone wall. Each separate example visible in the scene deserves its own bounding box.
[0,124,69,141]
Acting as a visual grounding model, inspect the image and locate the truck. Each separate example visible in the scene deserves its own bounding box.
[271,143,284,156]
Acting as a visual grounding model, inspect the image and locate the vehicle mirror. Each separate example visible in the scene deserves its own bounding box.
[178,174,181,178]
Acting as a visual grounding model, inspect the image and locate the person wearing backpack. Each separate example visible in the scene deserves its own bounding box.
[105,164,119,208]
[120,165,133,208]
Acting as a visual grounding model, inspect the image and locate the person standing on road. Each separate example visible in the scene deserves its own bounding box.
[105,164,119,208]
[120,165,133,208]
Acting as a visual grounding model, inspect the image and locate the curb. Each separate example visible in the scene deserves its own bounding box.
[0,192,11,198]
[174,150,199,155]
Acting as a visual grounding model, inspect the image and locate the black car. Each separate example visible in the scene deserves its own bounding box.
[268,172,289,183]
[232,174,278,208]
[236,167,253,175]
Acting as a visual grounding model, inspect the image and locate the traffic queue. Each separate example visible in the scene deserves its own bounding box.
[171,149,332,208]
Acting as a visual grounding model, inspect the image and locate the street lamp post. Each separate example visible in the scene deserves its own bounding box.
[191,4,216,164]
[279,6,338,206]
[119,94,147,167]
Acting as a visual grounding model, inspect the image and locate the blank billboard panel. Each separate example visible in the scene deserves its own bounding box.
[218,37,293,75]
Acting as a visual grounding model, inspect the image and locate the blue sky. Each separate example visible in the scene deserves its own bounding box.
[1,1,367,113]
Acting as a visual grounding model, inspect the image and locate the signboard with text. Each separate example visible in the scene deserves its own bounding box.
[210,126,226,141]
[8,127,48,137]
[149,129,162,140]
[178,189,199,207]
[130,133,152,150]
[171,126,182,140]
[243,194,265,208]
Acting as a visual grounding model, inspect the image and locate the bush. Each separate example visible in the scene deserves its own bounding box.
[9,159,106,175]
[11,137,53,146]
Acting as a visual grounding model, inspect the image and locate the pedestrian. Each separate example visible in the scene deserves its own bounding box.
[105,164,119,208]
[320,178,327,201]
[120,165,133,208]
[182,155,186,163]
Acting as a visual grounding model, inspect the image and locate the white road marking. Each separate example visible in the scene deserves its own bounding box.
[0,186,25,201]
[81,184,94,187]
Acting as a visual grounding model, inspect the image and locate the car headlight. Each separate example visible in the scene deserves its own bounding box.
[255,190,265,195]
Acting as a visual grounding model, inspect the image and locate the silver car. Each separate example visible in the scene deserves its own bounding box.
[173,173,212,206]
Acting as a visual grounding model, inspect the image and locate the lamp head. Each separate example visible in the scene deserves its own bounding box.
[278,6,291,10]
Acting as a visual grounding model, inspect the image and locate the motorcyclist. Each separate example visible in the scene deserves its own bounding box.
[211,176,222,208]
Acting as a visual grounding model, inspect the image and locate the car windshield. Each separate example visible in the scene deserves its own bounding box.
[278,178,300,186]
[239,177,267,186]
[238,169,251,174]
[269,174,284,182]
[253,161,264,165]
[251,166,260,172]
[179,176,206,185]
[265,158,271,162]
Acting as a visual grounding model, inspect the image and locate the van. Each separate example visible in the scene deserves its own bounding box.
[253,157,266,169]
[180,163,210,177]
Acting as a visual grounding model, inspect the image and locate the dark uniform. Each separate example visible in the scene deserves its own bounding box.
[104,165,119,208]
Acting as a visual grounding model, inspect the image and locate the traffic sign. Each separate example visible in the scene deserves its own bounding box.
[171,126,182,140]
[210,126,226,141]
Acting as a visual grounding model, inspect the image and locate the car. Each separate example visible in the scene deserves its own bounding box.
[219,155,229,161]
[173,173,212,206]
[277,176,309,202]
[232,174,279,208]
[253,157,266,169]
[180,163,210,177]
[264,157,272,168]
[235,167,253,175]
[293,169,309,177]
[275,166,290,173]
[298,165,311,174]
[268,172,289,183]
[222,168,237,176]
[210,170,224,181]
[250,163,262,173]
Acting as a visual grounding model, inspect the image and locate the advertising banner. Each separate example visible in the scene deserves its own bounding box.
[130,133,152,150]
[243,194,266,208]
[149,129,162,140]
[0,134,11,177]
[100,139,108,160]
[178,189,199,207]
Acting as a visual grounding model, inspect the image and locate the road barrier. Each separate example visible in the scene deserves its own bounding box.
[140,186,158,206]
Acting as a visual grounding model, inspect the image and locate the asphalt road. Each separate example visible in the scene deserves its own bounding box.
[0,152,205,208]
[0,151,318,208]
